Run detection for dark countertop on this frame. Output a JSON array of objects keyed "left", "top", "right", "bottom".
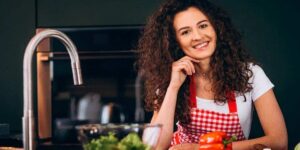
[
  {"left": 0, "top": 134, "right": 23, "bottom": 147},
  {"left": 0, "top": 134, "right": 83, "bottom": 150},
  {"left": 37, "top": 143, "right": 83, "bottom": 150}
]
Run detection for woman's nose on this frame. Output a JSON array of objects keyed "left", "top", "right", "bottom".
[{"left": 192, "top": 30, "right": 203, "bottom": 41}]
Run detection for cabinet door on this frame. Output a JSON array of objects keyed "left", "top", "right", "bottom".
[{"left": 37, "top": 0, "right": 162, "bottom": 27}]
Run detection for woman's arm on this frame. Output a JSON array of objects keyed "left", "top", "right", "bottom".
[
  {"left": 232, "top": 89, "right": 288, "bottom": 150},
  {"left": 151, "top": 86, "right": 180, "bottom": 150},
  {"left": 150, "top": 56, "right": 199, "bottom": 149}
]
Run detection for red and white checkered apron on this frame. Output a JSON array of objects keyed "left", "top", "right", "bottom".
[{"left": 171, "top": 76, "right": 245, "bottom": 146}]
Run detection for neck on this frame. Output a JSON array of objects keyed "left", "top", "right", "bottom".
[{"left": 195, "top": 59, "right": 211, "bottom": 75}]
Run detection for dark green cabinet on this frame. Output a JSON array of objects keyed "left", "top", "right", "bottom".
[{"left": 37, "top": 0, "right": 162, "bottom": 27}]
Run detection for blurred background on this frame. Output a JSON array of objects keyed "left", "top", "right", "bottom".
[{"left": 0, "top": 0, "right": 299, "bottom": 149}]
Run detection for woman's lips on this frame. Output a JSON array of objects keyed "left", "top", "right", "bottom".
[{"left": 193, "top": 41, "right": 209, "bottom": 50}]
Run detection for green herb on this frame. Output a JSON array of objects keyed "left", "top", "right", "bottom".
[{"left": 83, "top": 132, "right": 151, "bottom": 150}]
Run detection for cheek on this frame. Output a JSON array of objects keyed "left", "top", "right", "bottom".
[
  {"left": 209, "top": 31, "right": 217, "bottom": 46},
  {"left": 177, "top": 37, "right": 190, "bottom": 48},
  {"left": 209, "top": 29, "right": 217, "bottom": 39},
  {"left": 176, "top": 41, "right": 189, "bottom": 53},
  {"left": 211, "top": 30, "right": 217, "bottom": 41}
]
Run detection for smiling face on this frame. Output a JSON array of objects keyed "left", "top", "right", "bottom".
[{"left": 173, "top": 7, "right": 217, "bottom": 62}]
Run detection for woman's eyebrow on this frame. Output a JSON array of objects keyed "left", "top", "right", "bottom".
[
  {"left": 177, "top": 20, "right": 209, "bottom": 32},
  {"left": 197, "top": 20, "right": 208, "bottom": 26},
  {"left": 178, "top": 26, "right": 190, "bottom": 32}
]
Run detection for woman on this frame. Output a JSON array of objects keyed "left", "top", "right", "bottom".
[{"left": 137, "top": 0, "right": 287, "bottom": 149}]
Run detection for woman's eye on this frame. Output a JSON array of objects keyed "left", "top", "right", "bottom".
[
  {"left": 181, "top": 30, "right": 190, "bottom": 36},
  {"left": 199, "top": 24, "right": 208, "bottom": 29}
]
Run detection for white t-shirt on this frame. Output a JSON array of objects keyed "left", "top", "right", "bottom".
[{"left": 195, "top": 64, "right": 274, "bottom": 139}]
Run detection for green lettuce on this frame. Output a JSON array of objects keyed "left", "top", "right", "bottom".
[{"left": 83, "top": 132, "right": 151, "bottom": 150}]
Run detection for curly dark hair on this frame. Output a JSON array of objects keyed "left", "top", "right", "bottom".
[{"left": 137, "top": 0, "right": 254, "bottom": 125}]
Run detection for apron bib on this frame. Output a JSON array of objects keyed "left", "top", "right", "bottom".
[{"left": 171, "top": 76, "right": 245, "bottom": 145}]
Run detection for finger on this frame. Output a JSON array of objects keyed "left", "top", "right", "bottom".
[
  {"left": 178, "top": 60, "right": 194, "bottom": 75},
  {"left": 168, "top": 145, "right": 178, "bottom": 150},
  {"left": 178, "top": 62, "right": 192, "bottom": 75},
  {"left": 185, "top": 60, "right": 196, "bottom": 74},
  {"left": 178, "top": 58, "right": 197, "bottom": 74},
  {"left": 174, "top": 62, "right": 190, "bottom": 75}
]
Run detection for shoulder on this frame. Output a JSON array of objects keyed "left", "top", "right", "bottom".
[
  {"left": 248, "top": 63, "right": 264, "bottom": 74},
  {"left": 247, "top": 63, "right": 274, "bottom": 101},
  {"left": 248, "top": 63, "right": 269, "bottom": 82}
]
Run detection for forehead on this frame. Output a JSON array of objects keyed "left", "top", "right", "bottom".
[{"left": 173, "top": 7, "right": 209, "bottom": 29}]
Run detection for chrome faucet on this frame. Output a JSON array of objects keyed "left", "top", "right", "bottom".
[{"left": 23, "top": 29, "right": 83, "bottom": 150}]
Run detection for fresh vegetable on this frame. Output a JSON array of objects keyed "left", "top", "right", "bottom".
[
  {"left": 198, "top": 131, "right": 236, "bottom": 150},
  {"left": 199, "top": 131, "right": 227, "bottom": 144},
  {"left": 83, "top": 132, "right": 119, "bottom": 150},
  {"left": 295, "top": 142, "right": 300, "bottom": 150},
  {"left": 83, "top": 132, "right": 151, "bottom": 150},
  {"left": 118, "top": 132, "right": 151, "bottom": 150},
  {"left": 198, "top": 143, "right": 224, "bottom": 150}
]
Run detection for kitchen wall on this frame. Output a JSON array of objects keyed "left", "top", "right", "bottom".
[
  {"left": 0, "top": 0, "right": 299, "bottom": 148},
  {"left": 37, "top": 0, "right": 162, "bottom": 27},
  {"left": 0, "top": 0, "right": 35, "bottom": 133},
  {"left": 215, "top": 0, "right": 300, "bottom": 82},
  {"left": 215, "top": 1, "right": 300, "bottom": 148}
]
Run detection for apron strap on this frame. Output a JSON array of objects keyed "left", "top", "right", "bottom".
[
  {"left": 189, "top": 76, "right": 238, "bottom": 113},
  {"left": 189, "top": 76, "right": 197, "bottom": 108},
  {"left": 227, "top": 91, "right": 237, "bottom": 113}
]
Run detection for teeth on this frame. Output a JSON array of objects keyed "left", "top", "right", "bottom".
[{"left": 194, "top": 42, "right": 208, "bottom": 49}]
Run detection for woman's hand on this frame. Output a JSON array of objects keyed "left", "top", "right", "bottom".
[
  {"left": 169, "top": 56, "right": 199, "bottom": 90},
  {"left": 168, "top": 143, "right": 199, "bottom": 150}
]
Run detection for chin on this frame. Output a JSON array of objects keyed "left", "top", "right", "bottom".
[{"left": 193, "top": 53, "right": 214, "bottom": 60}]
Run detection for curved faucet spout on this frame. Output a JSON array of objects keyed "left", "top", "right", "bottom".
[{"left": 23, "top": 29, "right": 83, "bottom": 150}]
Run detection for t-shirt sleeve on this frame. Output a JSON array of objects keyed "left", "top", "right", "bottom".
[{"left": 250, "top": 65, "right": 274, "bottom": 101}]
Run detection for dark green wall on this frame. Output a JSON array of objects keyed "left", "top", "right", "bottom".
[
  {"left": 215, "top": 0, "right": 300, "bottom": 148},
  {"left": 37, "top": 0, "right": 162, "bottom": 27},
  {"left": 0, "top": 0, "right": 35, "bottom": 133},
  {"left": 0, "top": 0, "right": 299, "bottom": 148}
]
